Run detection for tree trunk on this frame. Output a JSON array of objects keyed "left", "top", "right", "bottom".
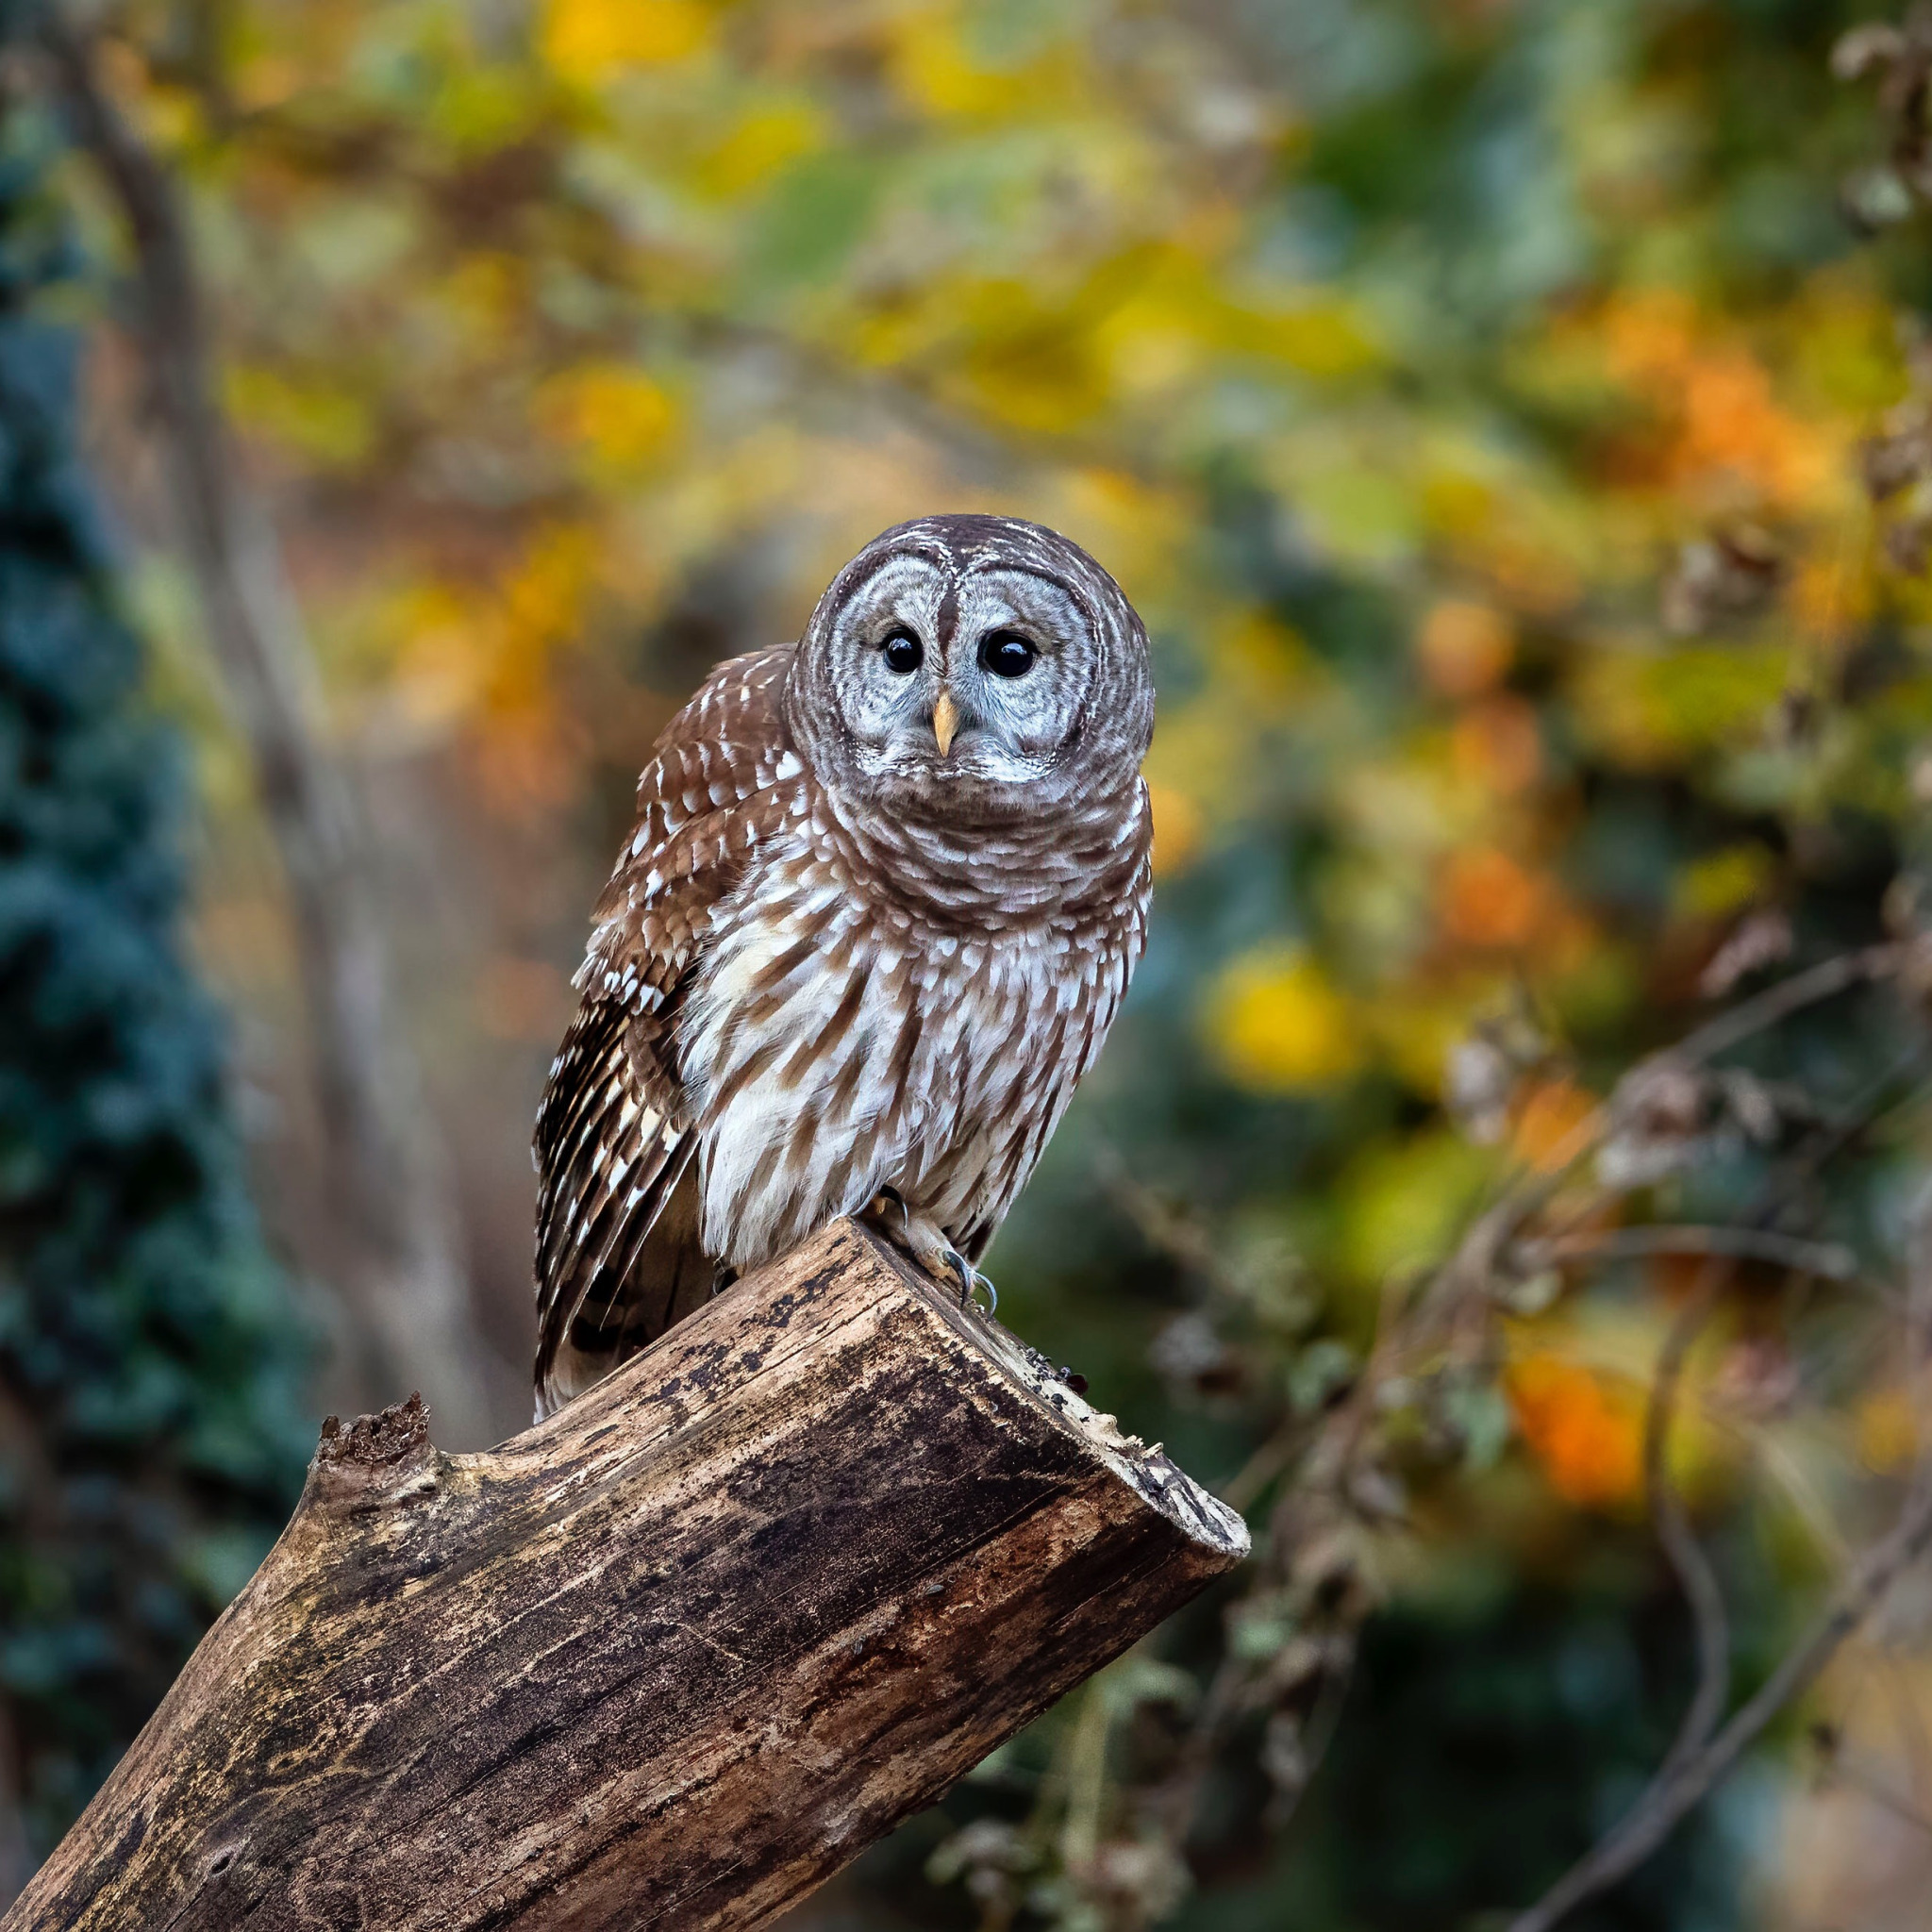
[
  {"left": 3, "top": 1220, "right": 1247, "bottom": 1932},
  {"left": 39, "top": 14, "right": 499, "bottom": 1444}
]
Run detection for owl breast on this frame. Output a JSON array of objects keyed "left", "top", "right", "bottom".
[{"left": 678, "top": 800, "right": 1141, "bottom": 1274}]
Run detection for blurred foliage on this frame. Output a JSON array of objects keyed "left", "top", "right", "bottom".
[
  {"left": 0, "top": 43, "right": 309, "bottom": 1860},
  {"left": 27, "top": 0, "right": 1932, "bottom": 1924}
]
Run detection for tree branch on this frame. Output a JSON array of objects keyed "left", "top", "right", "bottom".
[
  {"left": 1, "top": 1222, "right": 1249, "bottom": 1932},
  {"left": 1120, "top": 949, "right": 1931, "bottom": 1912},
  {"left": 1507, "top": 1130, "right": 1932, "bottom": 1932},
  {"left": 1644, "top": 1272, "right": 1732, "bottom": 1781},
  {"left": 1506, "top": 1461, "right": 1932, "bottom": 1932},
  {"left": 1519, "top": 1226, "right": 1857, "bottom": 1280}
]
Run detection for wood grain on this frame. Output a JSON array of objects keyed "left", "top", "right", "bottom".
[{"left": 6, "top": 1220, "right": 1247, "bottom": 1932}]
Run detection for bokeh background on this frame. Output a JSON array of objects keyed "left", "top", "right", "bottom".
[{"left": 9, "top": 0, "right": 1932, "bottom": 1925}]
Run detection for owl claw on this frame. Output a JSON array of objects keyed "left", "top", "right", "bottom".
[
  {"left": 860, "top": 1193, "right": 990, "bottom": 1313},
  {"left": 941, "top": 1247, "right": 973, "bottom": 1304},
  {"left": 938, "top": 1246, "right": 1001, "bottom": 1321},
  {"left": 864, "top": 1186, "right": 911, "bottom": 1235}
]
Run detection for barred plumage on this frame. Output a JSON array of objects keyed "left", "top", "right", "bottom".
[{"left": 534, "top": 514, "right": 1155, "bottom": 1417}]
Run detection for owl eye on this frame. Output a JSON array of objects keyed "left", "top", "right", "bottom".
[
  {"left": 981, "top": 630, "right": 1037, "bottom": 678},
  {"left": 880, "top": 627, "right": 924, "bottom": 675}
]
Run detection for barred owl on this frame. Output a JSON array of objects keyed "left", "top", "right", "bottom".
[{"left": 532, "top": 514, "right": 1155, "bottom": 1418}]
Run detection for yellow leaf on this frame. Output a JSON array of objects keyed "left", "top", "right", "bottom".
[
  {"left": 225, "top": 365, "right": 375, "bottom": 468},
  {"left": 1361, "top": 979, "right": 1505, "bottom": 1098},
  {"left": 541, "top": 0, "right": 709, "bottom": 83},
  {"left": 1243, "top": 299, "right": 1378, "bottom": 378},
  {"left": 1216, "top": 609, "right": 1307, "bottom": 697},
  {"left": 942, "top": 280, "right": 1113, "bottom": 432},
  {"left": 500, "top": 525, "right": 600, "bottom": 665},
  {"left": 1207, "top": 946, "right": 1362, "bottom": 1093},
  {"left": 1331, "top": 1128, "right": 1492, "bottom": 1285},
  {"left": 1674, "top": 843, "right": 1774, "bottom": 919},
  {"left": 536, "top": 364, "right": 678, "bottom": 475},
  {"left": 886, "top": 8, "right": 1080, "bottom": 121},
  {"left": 1583, "top": 643, "right": 1790, "bottom": 763},
  {"left": 698, "top": 104, "right": 825, "bottom": 196}
]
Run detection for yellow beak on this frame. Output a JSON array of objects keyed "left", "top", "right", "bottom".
[{"left": 931, "top": 689, "right": 959, "bottom": 758}]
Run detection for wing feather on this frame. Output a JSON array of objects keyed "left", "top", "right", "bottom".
[{"left": 532, "top": 645, "right": 803, "bottom": 1417}]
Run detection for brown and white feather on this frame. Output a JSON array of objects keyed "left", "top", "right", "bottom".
[{"left": 534, "top": 518, "right": 1154, "bottom": 1418}]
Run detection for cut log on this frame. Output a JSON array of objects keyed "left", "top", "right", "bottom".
[{"left": 6, "top": 1219, "right": 1247, "bottom": 1931}]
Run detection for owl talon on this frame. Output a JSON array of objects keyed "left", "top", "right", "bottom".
[
  {"left": 941, "top": 1250, "right": 1001, "bottom": 1321},
  {"left": 860, "top": 1194, "right": 986, "bottom": 1306},
  {"left": 865, "top": 1186, "right": 912, "bottom": 1233},
  {"left": 941, "top": 1247, "right": 973, "bottom": 1304}
]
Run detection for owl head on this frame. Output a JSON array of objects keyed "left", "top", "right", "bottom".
[{"left": 785, "top": 514, "right": 1154, "bottom": 824}]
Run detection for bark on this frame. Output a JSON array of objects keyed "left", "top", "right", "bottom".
[
  {"left": 3, "top": 1220, "right": 1248, "bottom": 1932},
  {"left": 38, "top": 14, "right": 497, "bottom": 1442}
]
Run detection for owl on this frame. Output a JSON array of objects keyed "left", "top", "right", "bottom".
[{"left": 532, "top": 514, "right": 1156, "bottom": 1418}]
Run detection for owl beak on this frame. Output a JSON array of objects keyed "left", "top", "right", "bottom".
[{"left": 930, "top": 690, "right": 960, "bottom": 758}]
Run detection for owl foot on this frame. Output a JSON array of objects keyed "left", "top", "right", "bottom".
[{"left": 862, "top": 1189, "right": 992, "bottom": 1313}]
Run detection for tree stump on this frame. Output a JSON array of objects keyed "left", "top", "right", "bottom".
[{"left": 5, "top": 1219, "right": 1248, "bottom": 1931}]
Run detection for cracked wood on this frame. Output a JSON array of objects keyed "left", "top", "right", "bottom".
[{"left": 4, "top": 1220, "right": 1247, "bottom": 1932}]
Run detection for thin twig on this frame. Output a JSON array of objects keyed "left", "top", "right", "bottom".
[
  {"left": 1260, "top": 1648, "right": 1357, "bottom": 1834},
  {"left": 1666, "top": 942, "right": 1912, "bottom": 1070},
  {"left": 1119, "top": 948, "right": 1923, "bottom": 1907},
  {"left": 1521, "top": 1226, "right": 1857, "bottom": 1280},
  {"left": 1507, "top": 1465, "right": 1932, "bottom": 1932},
  {"left": 1453, "top": 941, "right": 1916, "bottom": 1291},
  {"left": 1644, "top": 1269, "right": 1732, "bottom": 1781},
  {"left": 1508, "top": 1112, "right": 1932, "bottom": 1932},
  {"left": 1096, "top": 1150, "right": 1239, "bottom": 1295},
  {"left": 1218, "top": 1419, "right": 1304, "bottom": 1516}
]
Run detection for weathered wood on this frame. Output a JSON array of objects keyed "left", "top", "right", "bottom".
[{"left": 6, "top": 1220, "right": 1246, "bottom": 1931}]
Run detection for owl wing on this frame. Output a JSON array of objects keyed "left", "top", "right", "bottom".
[{"left": 533, "top": 644, "right": 806, "bottom": 1418}]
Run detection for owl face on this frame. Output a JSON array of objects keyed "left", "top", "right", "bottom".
[
  {"left": 788, "top": 514, "right": 1154, "bottom": 823},
  {"left": 825, "top": 553, "right": 1095, "bottom": 787}
]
